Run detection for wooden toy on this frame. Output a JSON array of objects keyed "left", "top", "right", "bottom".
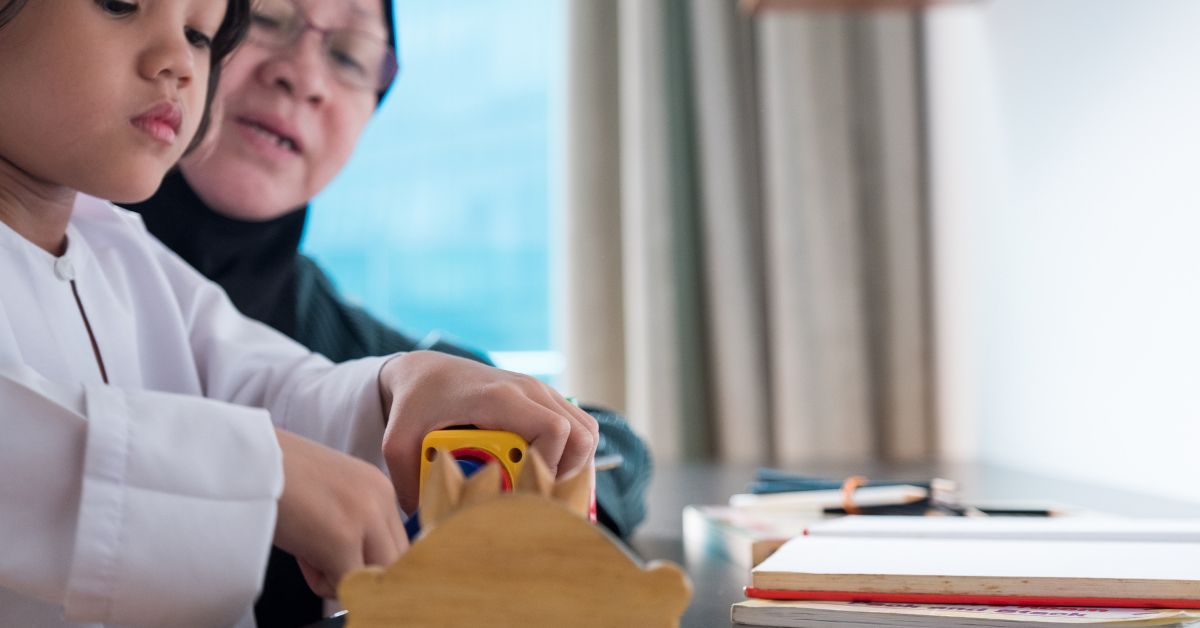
[
  {"left": 340, "top": 449, "right": 693, "bottom": 628},
  {"left": 417, "top": 429, "right": 529, "bottom": 504}
]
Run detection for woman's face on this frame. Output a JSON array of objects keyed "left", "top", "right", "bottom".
[
  {"left": 179, "top": 0, "right": 383, "bottom": 221},
  {"left": 0, "top": 0, "right": 224, "bottom": 203}
]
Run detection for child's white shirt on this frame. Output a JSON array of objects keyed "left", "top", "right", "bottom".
[{"left": 0, "top": 193, "right": 390, "bottom": 628}]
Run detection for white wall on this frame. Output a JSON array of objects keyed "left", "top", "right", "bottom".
[{"left": 927, "top": 0, "right": 1200, "bottom": 502}]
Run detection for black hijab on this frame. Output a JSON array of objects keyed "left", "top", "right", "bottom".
[
  {"left": 121, "top": 170, "right": 308, "bottom": 337},
  {"left": 379, "top": 0, "right": 397, "bottom": 101}
]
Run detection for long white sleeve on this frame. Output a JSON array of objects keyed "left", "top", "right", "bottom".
[
  {"left": 0, "top": 363, "right": 282, "bottom": 628},
  {"left": 160, "top": 252, "right": 389, "bottom": 467},
  {"left": 0, "top": 195, "right": 393, "bottom": 627}
]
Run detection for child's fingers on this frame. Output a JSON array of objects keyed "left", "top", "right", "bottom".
[
  {"left": 472, "top": 377, "right": 595, "bottom": 475},
  {"left": 467, "top": 389, "right": 580, "bottom": 478},
  {"left": 300, "top": 506, "right": 402, "bottom": 599},
  {"left": 519, "top": 405, "right": 572, "bottom": 478},
  {"left": 296, "top": 557, "right": 337, "bottom": 600},
  {"left": 304, "top": 527, "right": 367, "bottom": 597},
  {"left": 363, "top": 510, "right": 406, "bottom": 569},
  {"left": 378, "top": 351, "right": 601, "bottom": 509},
  {"left": 506, "top": 380, "right": 598, "bottom": 479},
  {"left": 274, "top": 429, "right": 405, "bottom": 599},
  {"left": 544, "top": 391, "right": 600, "bottom": 478},
  {"left": 524, "top": 400, "right": 594, "bottom": 480},
  {"left": 388, "top": 506, "right": 409, "bottom": 558}
]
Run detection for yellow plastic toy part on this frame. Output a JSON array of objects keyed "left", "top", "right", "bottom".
[{"left": 418, "top": 430, "right": 528, "bottom": 507}]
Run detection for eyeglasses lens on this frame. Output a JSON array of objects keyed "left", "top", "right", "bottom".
[
  {"left": 249, "top": 0, "right": 301, "bottom": 44},
  {"left": 327, "top": 31, "right": 391, "bottom": 91},
  {"left": 248, "top": 0, "right": 398, "bottom": 93}
]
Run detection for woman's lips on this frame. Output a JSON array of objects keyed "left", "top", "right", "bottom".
[
  {"left": 234, "top": 115, "right": 304, "bottom": 160},
  {"left": 131, "top": 102, "right": 183, "bottom": 145}
]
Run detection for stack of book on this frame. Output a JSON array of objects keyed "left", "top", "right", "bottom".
[
  {"left": 733, "top": 517, "right": 1200, "bottom": 627},
  {"left": 733, "top": 600, "right": 1200, "bottom": 628}
]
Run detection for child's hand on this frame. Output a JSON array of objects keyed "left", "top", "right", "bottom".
[
  {"left": 377, "top": 351, "right": 600, "bottom": 513},
  {"left": 273, "top": 429, "right": 407, "bottom": 599}
]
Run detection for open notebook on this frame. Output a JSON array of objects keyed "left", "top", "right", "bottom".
[{"left": 748, "top": 536, "right": 1200, "bottom": 608}]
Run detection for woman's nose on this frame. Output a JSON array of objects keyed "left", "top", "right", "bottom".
[{"left": 256, "top": 32, "right": 333, "bottom": 105}]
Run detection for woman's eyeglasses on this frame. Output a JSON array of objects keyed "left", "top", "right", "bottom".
[{"left": 248, "top": 0, "right": 399, "bottom": 94}]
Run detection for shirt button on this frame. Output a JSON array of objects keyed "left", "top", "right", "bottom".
[{"left": 54, "top": 257, "right": 76, "bottom": 282}]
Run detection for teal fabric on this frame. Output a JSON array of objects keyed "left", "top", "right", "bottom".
[
  {"left": 589, "top": 409, "right": 651, "bottom": 538},
  {"left": 293, "top": 254, "right": 650, "bottom": 537},
  {"left": 294, "top": 254, "right": 490, "bottom": 364}
]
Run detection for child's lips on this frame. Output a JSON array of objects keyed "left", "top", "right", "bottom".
[{"left": 131, "top": 102, "right": 183, "bottom": 145}]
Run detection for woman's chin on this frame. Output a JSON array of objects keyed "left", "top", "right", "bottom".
[
  {"left": 207, "top": 197, "right": 300, "bottom": 221},
  {"left": 180, "top": 165, "right": 305, "bottom": 221}
]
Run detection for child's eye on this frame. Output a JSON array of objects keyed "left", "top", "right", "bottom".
[
  {"left": 95, "top": 0, "right": 137, "bottom": 16},
  {"left": 185, "top": 28, "right": 213, "bottom": 50}
]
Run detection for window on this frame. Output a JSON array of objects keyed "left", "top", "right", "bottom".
[{"left": 302, "top": 0, "right": 564, "bottom": 379}]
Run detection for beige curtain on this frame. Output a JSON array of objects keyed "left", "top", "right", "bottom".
[
  {"left": 562, "top": 0, "right": 626, "bottom": 414},
  {"left": 562, "top": 0, "right": 935, "bottom": 464}
]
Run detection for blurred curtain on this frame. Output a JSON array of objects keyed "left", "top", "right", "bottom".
[
  {"left": 563, "top": 0, "right": 936, "bottom": 464},
  {"left": 562, "top": 0, "right": 627, "bottom": 414}
]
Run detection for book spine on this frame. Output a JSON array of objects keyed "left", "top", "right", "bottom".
[{"left": 742, "top": 588, "right": 1200, "bottom": 609}]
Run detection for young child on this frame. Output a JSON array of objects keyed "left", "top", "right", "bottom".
[{"left": 0, "top": 1, "right": 599, "bottom": 627}]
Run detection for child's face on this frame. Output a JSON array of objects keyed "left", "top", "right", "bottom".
[{"left": 0, "top": 0, "right": 227, "bottom": 204}]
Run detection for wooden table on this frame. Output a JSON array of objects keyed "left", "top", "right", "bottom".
[{"left": 309, "top": 461, "right": 1200, "bottom": 628}]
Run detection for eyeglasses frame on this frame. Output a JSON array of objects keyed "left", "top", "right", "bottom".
[{"left": 247, "top": 0, "right": 399, "bottom": 94}]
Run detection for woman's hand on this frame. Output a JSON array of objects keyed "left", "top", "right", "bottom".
[
  {"left": 272, "top": 429, "right": 407, "bottom": 599},
  {"left": 378, "top": 351, "right": 600, "bottom": 513}
]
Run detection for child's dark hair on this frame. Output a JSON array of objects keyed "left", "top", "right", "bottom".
[
  {"left": 191, "top": 0, "right": 252, "bottom": 153},
  {"left": 0, "top": 0, "right": 26, "bottom": 30},
  {"left": 0, "top": 0, "right": 251, "bottom": 154}
]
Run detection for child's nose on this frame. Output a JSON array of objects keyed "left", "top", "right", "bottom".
[{"left": 139, "top": 27, "right": 198, "bottom": 88}]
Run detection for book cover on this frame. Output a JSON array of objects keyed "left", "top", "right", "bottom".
[{"left": 748, "top": 537, "right": 1200, "bottom": 608}]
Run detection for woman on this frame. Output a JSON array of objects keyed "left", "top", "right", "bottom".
[{"left": 120, "top": 0, "right": 650, "bottom": 626}]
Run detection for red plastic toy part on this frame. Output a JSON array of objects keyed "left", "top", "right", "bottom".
[{"left": 450, "top": 447, "right": 514, "bottom": 491}]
